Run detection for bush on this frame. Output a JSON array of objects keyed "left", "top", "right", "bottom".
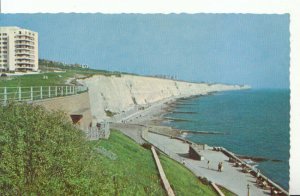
[
  {"left": 141, "top": 143, "right": 152, "bottom": 150},
  {"left": 0, "top": 103, "right": 106, "bottom": 195},
  {"left": 105, "top": 110, "right": 117, "bottom": 117}
]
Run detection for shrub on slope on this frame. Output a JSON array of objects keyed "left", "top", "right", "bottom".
[{"left": 0, "top": 103, "right": 108, "bottom": 195}]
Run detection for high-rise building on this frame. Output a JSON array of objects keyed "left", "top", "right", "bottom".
[{"left": 0, "top": 26, "right": 38, "bottom": 72}]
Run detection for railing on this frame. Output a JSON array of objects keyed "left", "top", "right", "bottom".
[
  {"left": 220, "top": 147, "right": 289, "bottom": 195},
  {"left": 0, "top": 85, "right": 88, "bottom": 105}
]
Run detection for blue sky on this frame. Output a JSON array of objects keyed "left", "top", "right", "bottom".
[{"left": 0, "top": 14, "right": 290, "bottom": 88}]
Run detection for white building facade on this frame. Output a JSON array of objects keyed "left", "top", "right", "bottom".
[{"left": 0, "top": 26, "right": 38, "bottom": 72}]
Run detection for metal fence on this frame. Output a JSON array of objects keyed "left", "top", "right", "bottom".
[{"left": 0, "top": 85, "right": 88, "bottom": 105}]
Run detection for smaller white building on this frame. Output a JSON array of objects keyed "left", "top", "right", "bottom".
[{"left": 0, "top": 26, "right": 38, "bottom": 72}]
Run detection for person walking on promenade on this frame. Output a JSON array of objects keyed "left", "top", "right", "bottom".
[
  {"left": 207, "top": 160, "right": 210, "bottom": 169},
  {"left": 218, "top": 162, "right": 221, "bottom": 172},
  {"left": 256, "top": 169, "right": 261, "bottom": 178},
  {"left": 220, "top": 162, "right": 223, "bottom": 172}
]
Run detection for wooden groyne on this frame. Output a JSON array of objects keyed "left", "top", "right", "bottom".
[{"left": 178, "top": 129, "right": 229, "bottom": 135}]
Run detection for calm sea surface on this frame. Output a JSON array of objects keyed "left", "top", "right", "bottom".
[{"left": 162, "top": 89, "right": 290, "bottom": 190}]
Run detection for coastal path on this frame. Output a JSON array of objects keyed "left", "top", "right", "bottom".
[
  {"left": 110, "top": 123, "right": 146, "bottom": 144},
  {"left": 144, "top": 132, "right": 269, "bottom": 196}
]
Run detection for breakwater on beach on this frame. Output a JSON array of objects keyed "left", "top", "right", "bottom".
[{"left": 161, "top": 89, "right": 290, "bottom": 190}]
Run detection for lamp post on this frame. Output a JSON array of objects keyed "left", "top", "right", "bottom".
[{"left": 247, "top": 184, "right": 250, "bottom": 196}]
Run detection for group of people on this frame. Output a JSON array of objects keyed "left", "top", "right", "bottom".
[{"left": 206, "top": 160, "right": 224, "bottom": 172}]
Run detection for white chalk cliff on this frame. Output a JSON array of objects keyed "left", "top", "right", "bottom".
[{"left": 81, "top": 74, "right": 250, "bottom": 121}]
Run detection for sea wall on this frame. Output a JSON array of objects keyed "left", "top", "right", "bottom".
[
  {"left": 34, "top": 92, "right": 93, "bottom": 131},
  {"left": 81, "top": 74, "right": 249, "bottom": 121}
]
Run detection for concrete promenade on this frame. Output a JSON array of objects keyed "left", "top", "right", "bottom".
[
  {"left": 146, "top": 132, "right": 269, "bottom": 196},
  {"left": 113, "top": 95, "right": 282, "bottom": 196}
]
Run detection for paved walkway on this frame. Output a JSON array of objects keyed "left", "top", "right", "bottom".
[
  {"left": 146, "top": 132, "right": 270, "bottom": 196},
  {"left": 110, "top": 123, "right": 146, "bottom": 144}
]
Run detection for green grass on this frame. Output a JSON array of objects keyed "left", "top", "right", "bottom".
[
  {"left": 0, "top": 69, "right": 109, "bottom": 88},
  {"left": 0, "top": 72, "right": 70, "bottom": 87},
  {"left": 0, "top": 59, "right": 132, "bottom": 88},
  {"left": 0, "top": 102, "right": 232, "bottom": 195},
  {"left": 88, "top": 130, "right": 221, "bottom": 196},
  {"left": 88, "top": 130, "right": 165, "bottom": 196},
  {"left": 159, "top": 154, "right": 217, "bottom": 196}
]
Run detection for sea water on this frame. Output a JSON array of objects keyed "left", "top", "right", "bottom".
[{"left": 162, "top": 89, "right": 290, "bottom": 190}]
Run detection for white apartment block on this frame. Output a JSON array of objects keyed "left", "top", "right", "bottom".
[{"left": 0, "top": 26, "right": 38, "bottom": 72}]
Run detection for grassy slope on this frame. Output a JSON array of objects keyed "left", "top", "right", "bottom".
[
  {"left": 160, "top": 155, "right": 217, "bottom": 196},
  {"left": 0, "top": 70, "right": 103, "bottom": 87},
  {"left": 89, "top": 130, "right": 220, "bottom": 196},
  {"left": 0, "top": 59, "right": 125, "bottom": 87},
  {"left": 0, "top": 72, "right": 73, "bottom": 87},
  {"left": 88, "top": 130, "right": 165, "bottom": 196}
]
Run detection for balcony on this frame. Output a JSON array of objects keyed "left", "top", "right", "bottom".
[
  {"left": 15, "top": 66, "right": 35, "bottom": 71},
  {"left": 15, "top": 40, "right": 34, "bottom": 44},
  {"left": 15, "top": 41, "right": 35, "bottom": 47},
  {"left": 16, "top": 63, "right": 35, "bottom": 67},
  {"left": 15, "top": 55, "right": 35, "bottom": 59},
  {"left": 15, "top": 46, "right": 35, "bottom": 50},
  {"left": 16, "top": 59, "right": 34, "bottom": 63},
  {"left": 15, "top": 35, "right": 35, "bottom": 41},
  {"left": 15, "top": 50, "right": 35, "bottom": 55}
]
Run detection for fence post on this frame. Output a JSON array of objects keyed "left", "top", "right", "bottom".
[
  {"left": 66, "top": 86, "right": 68, "bottom": 95},
  {"left": 40, "top": 86, "right": 43, "bottom": 99},
  {"left": 48, "top": 86, "right": 51, "bottom": 98},
  {"left": 31, "top": 87, "right": 33, "bottom": 101},
  {"left": 61, "top": 86, "right": 63, "bottom": 96},
  {"left": 4, "top": 87, "right": 7, "bottom": 106},
  {"left": 18, "top": 87, "right": 22, "bottom": 101},
  {"left": 55, "top": 86, "right": 58, "bottom": 97}
]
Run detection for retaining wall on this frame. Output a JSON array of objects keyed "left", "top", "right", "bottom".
[{"left": 33, "top": 92, "right": 93, "bottom": 131}]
